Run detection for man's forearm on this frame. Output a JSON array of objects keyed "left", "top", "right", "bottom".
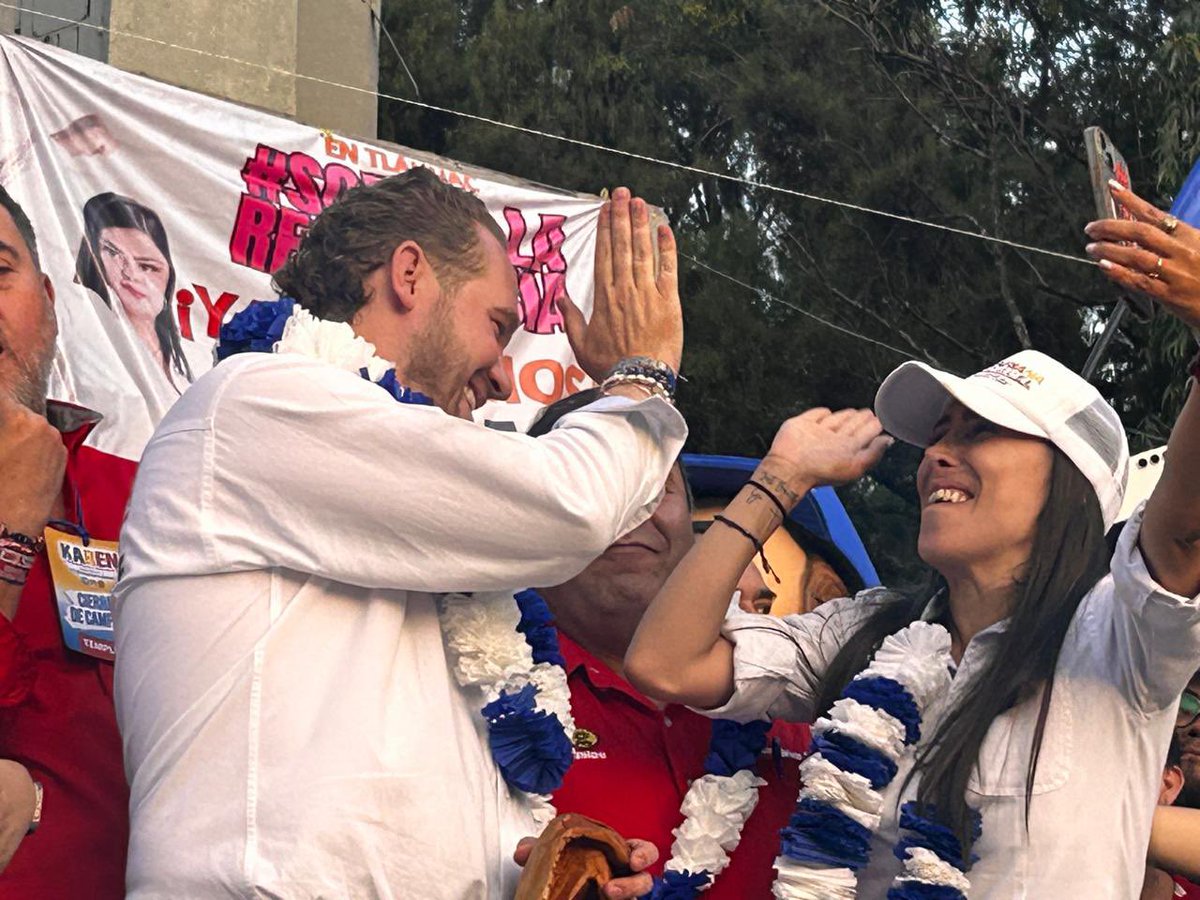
[{"left": 1149, "top": 806, "right": 1200, "bottom": 882}]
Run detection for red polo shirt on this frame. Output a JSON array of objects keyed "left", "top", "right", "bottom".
[
  {"left": 1177, "top": 876, "right": 1200, "bottom": 898},
  {"left": 0, "top": 408, "right": 136, "bottom": 899},
  {"left": 551, "top": 631, "right": 810, "bottom": 899}
]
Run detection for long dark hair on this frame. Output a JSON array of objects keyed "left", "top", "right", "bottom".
[
  {"left": 812, "top": 449, "right": 1110, "bottom": 852},
  {"left": 75, "top": 192, "right": 193, "bottom": 384}
]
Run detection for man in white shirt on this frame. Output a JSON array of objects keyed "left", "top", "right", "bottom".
[{"left": 113, "top": 169, "right": 686, "bottom": 898}]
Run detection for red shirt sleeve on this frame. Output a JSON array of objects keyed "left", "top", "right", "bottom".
[{"left": 0, "top": 611, "right": 35, "bottom": 707}]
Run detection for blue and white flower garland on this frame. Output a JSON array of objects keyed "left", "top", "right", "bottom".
[
  {"left": 652, "top": 719, "right": 771, "bottom": 898},
  {"left": 772, "top": 620, "right": 981, "bottom": 900},
  {"left": 217, "top": 300, "right": 574, "bottom": 826},
  {"left": 217, "top": 297, "right": 434, "bottom": 404},
  {"left": 439, "top": 589, "right": 575, "bottom": 828}
]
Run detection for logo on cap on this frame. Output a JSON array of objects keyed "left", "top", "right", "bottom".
[{"left": 973, "top": 360, "right": 1046, "bottom": 391}]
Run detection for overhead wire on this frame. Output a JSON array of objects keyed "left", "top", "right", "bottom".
[
  {"left": 1, "top": 1, "right": 1096, "bottom": 270},
  {"left": 679, "top": 252, "right": 918, "bottom": 359}
]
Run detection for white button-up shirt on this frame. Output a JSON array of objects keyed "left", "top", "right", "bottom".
[
  {"left": 113, "top": 352, "right": 686, "bottom": 899},
  {"left": 709, "top": 506, "right": 1199, "bottom": 898}
]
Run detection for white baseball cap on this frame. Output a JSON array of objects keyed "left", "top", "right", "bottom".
[{"left": 874, "top": 350, "right": 1130, "bottom": 529}]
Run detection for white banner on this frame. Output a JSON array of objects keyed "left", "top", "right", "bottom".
[{"left": 0, "top": 35, "right": 600, "bottom": 459}]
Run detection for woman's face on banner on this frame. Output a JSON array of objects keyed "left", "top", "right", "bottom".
[{"left": 97, "top": 226, "right": 168, "bottom": 321}]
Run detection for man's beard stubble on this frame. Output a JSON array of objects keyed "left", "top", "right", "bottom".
[
  {"left": 5, "top": 313, "right": 55, "bottom": 415},
  {"left": 403, "top": 290, "right": 465, "bottom": 413}
]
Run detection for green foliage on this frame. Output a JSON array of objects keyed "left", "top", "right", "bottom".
[{"left": 378, "top": 0, "right": 1196, "bottom": 584}]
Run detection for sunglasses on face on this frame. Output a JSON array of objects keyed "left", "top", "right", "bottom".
[{"left": 1179, "top": 691, "right": 1200, "bottom": 730}]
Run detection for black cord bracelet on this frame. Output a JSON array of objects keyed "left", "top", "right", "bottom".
[
  {"left": 712, "top": 514, "right": 781, "bottom": 584},
  {"left": 745, "top": 479, "right": 790, "bottom": 521}
]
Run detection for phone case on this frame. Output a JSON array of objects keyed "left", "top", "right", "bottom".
[{"left": 1084, "top": 126, "right": 1133, "bottom": 221}]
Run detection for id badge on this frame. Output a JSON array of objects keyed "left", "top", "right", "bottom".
[{"left": 43, "top": 526, "right": 117, "bottom": 661}]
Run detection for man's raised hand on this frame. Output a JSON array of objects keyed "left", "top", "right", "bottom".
[
  {"left": 558, "top": 187, "right": 683, "bottom": 382},
  {"left": 0, "top": 392, "right": 65, "bottom": 537}
]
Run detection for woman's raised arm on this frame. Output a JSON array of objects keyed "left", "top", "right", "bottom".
[{"left": 625, "top": 408, "right": 890, "bottom": 709}]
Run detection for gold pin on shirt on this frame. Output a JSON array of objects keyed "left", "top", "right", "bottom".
[{"left": 572, "top": 728, "right": 598, "bottom": 750}]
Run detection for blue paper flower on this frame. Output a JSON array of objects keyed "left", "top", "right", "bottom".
[
  {"left": 216, "top": 297, "right": 295, "bottom": 360},
  {"left": 703, "top": 719, "right": 770, "bottom": 777},
  {"left": 893, "top": 802, "right": 981, "bottom": 871},
  {"left": 650, "top": 870, "right": 711, "bottom": 899},
  {"left": 481, "top": 684, "right": 573, "bottom": 794},
  {"left": 514, "top": 590, "right": 566, "bottom": 667},
  {"left": 886, "top": 881, "right": 967, "bottom": 900},
  {"left": 845, "top": 676, "right": 923, "bottom": 744},
  {"left": 779, "top": 798, "right": 874, "bottom": 870},
  {"left": 810, "top": 730, "right": 899, "bottom": 789}
]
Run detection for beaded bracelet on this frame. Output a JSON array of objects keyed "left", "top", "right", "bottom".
[
  {"left": 600, "top": 372, "right": 671, "bottom": 402},
  {"left": 0, "top": 525, "right": 45, "bottom": 587},
  {"left": 601, "top": 356, "right": 678, "bottom": 401}
]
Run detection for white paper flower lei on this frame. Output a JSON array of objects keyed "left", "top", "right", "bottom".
[{"left": 275, "top": 305, "right": 393, "bottom": 380}]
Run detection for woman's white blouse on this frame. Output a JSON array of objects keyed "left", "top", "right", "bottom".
[{"left": 709, "top": 504, "right": 1199, "bottom": 899}]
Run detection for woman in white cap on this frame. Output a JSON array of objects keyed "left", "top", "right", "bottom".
[{"left": 625, "top": 180, "right": 1200, "bottom": 899}]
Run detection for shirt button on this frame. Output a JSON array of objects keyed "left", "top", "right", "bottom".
[{"left": 664, "top": 716, "right": 672, "bottom": 727}]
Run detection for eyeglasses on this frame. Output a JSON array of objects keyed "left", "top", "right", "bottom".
[{"left": 1179, "top": 691, "right": 1200, "bottom": 730}]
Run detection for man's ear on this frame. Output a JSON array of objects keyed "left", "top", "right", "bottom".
[
  {"left": 42, "top": 273, "right": 55, "bottom": 307},
  {"left": 1162, "top": 765, "right": 1185, "bottom": 806},
  {"left": 388, "top": 241, "right": 425, "bottom": 312}
]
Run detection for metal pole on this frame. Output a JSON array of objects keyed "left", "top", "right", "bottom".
[{"left": 1080, "top": 300, "right": 1131, "bottom": 381}]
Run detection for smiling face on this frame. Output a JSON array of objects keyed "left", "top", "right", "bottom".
[
  {"left": 0, "top": 206, "right": 55, "bottom": 413},
  {"left": 592, "top": 464, "right": 694, "bottom": 596},
  {"left": 96, "top": 226, "right": 169, "bottom": 323},
  {"left": 916, "top": 401, "right": 1054, "bottom": 585},
  {"left": 404, "top": 226, "right": 519, "bottom": 420},
  {"left": 543, "top": 464, "right": 694, "bottom": 640}
]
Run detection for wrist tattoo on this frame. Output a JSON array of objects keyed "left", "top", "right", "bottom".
[{"left": 754, "top": 472, "right": 801, "bottom": 508}]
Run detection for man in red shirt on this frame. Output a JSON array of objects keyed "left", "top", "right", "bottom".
[
  {"left": 530, "top": 398, "right": 807, "bottom": 899},
  {"left": 0, "top": 185, "right": 135, "bottom": 899}
]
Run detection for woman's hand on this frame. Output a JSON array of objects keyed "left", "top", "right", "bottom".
[
  {"left": 760, "top": 408, "right": 892, "bottom": 500},
  {"left": 1091, "top": 181, "right": 1200, "bottom": 597},
  {"left": 1085, "top": 180, "right": 1200, "bottom": 331}
]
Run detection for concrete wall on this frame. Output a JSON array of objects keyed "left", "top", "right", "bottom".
[
  {"left": 2, "top": 0, "right": 109, "bottom": 61},
  {"left": 294, "top": 0, "right": 379, "bottom": 138},
  {"left": 106, "top": 0, "right": 378, "bottom": 137}
]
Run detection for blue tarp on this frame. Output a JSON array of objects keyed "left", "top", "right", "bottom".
[
  {"left": 681, "top": 453, "right": 880, "bottom": 588},
  {"left": 1170, "top": 157, "right": 1200, "bottom": 224}
]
